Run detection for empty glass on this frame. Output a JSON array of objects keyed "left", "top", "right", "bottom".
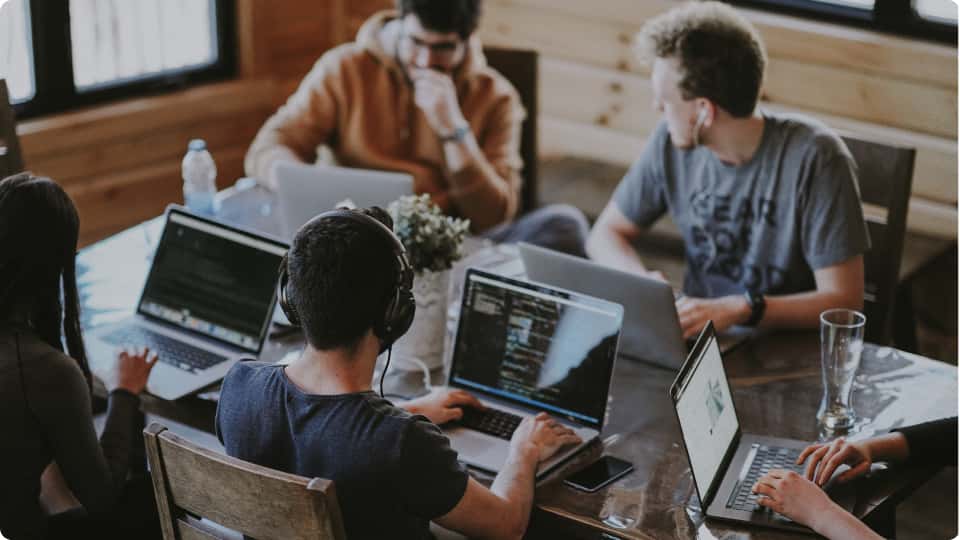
[{"left": 818, "top": 309, "right": 866, "bottom": 431}]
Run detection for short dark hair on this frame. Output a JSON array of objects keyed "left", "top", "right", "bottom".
[
  {"left": 397, "top": 0, "right": 482, "bottom": 39},
  {"left": 637, "top": 1, "right": 767, "bottom": 117},
  {"left": 285, "top": 207, "right": 399, "bottom": 352}
]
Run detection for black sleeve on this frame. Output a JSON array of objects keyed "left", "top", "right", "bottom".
[
  {"left": 28, "top": 352, "right": 139, "bottom": 514},
  {"left": 396, "top": 417, "right": 470, "bottom": 520},
  {"left": 892, "top": 417, "right": 957, "bottom": 467}
]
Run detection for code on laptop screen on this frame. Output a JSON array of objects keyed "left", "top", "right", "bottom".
[
  {"left": 138, "top": 212, "right": 286, "bottom": 352},
  {"left": 449, "top": 271, "right": 622, "bottom": 428}
]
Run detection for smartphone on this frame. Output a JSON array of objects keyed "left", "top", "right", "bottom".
[{"left": 563, "top": 456, "right": 634, "bottom": 492}]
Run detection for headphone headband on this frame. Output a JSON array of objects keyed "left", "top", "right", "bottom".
[{"left": 277, "top": 207, "right": 415, "bottom": 354}]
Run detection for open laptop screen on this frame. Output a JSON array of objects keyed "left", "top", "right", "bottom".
[
  {"left": 137, "top": 210, "right": 287, "bottom": 353},
  {"left": 449, "top": 269, "right": 623, "bottom": 430},
  {"left": 673, "top": 330, "right": 739, "bottom": 503}
]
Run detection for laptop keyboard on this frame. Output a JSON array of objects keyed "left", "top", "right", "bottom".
[
  {"left": 727, "top": 444, "right": 804, "bottom": 513},
  {"left": 457, "top": 407, "right": 523, "bottom": 440},
  {"left": 102, "top": 326, "right": 228, "bottom": 374}
]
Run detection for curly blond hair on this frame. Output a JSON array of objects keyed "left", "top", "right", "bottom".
[{"left": 636, "top": 1, "right": 767, "bottom": 117}]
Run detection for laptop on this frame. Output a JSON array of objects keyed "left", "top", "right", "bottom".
[
  {"left": 443, "top": 268, "right": 624, "bottom": 478},
  {"left": 670, "top": 321, "right": 853, "bottom": 532},
  {"left": 519, "top": 242, "right": 684, "bottom": 369},
  {"left": 87, "top": 206, "right": 288, "bottom": 400},
  {"left": 273, "top": 161, "right": 413, "bottom": 240}
]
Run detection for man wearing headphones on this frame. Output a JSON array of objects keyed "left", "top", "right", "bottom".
[
  {"left": 216, "top": 207, "right": 581, "bottom": 539},
  {"left": 586, "top": 2, "right": 869, "bottom": 339}
]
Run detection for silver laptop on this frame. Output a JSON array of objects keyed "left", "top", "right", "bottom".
[
  {"left": 273, "top": 161, "right": 413, "bottom": 240},
  {"left": 87, "top": 207, "right": 288, "bottom": 400},
  {"left": 443, "top": 268, "right": 624, "bottom": 479},
  {"left": 519, "top": 242, "right": 685, "bottom": 368},
  {"left": 671, "top": 322, "right": 854, "bottom": 532}
]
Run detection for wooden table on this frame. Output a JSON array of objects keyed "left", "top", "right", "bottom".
[{"left": 79, "top": 185, "right": 957, "bottom": 539}]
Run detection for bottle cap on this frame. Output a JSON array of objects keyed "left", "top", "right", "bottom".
[{"left": 188, "top": 139, "right": 207, "bottom": 151}]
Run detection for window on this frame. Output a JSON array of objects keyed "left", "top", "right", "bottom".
[
  {"left": 3, "top": 0, "right": 235, "bottom": 119},
  {"left": 0, "top": 0, "right": 36, "bottom": 104},
  {"left": 729, "top": 0, "right": 957, "bottom": 43},
  {"left": 913, "top": 0, "right": 958, "bottom": 23}
]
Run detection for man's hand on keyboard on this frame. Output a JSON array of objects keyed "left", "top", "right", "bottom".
[
  {"left": 100, "top": 346, "right": 159, "bottom": 395},
  {"left": 400, "top": 388, "right": 484, "bottom": 425},
  {"left": 510, "top": 413, "right": 582, "bottom": 463},
  {"left": 797, "top": 438, "right": 873, "bottom": 486}
]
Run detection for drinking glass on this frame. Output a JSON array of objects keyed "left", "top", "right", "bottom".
[{"left": 818, "top": 309, "right": 866, "bottom": 431}]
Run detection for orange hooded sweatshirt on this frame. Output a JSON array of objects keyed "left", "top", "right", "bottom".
[{"left": 244, "top": 11, "right": 525, "bottom": 232}]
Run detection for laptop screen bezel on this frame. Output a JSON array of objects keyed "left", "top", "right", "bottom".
[
  {"left": 135, "top": 205, "right": 289, "bottom": 355},
  {"left": 448, "top": 267, "right": 624, "bottom": 431},
  {"left": 669, "top": 321, "right": 743, "bottom": 508}
]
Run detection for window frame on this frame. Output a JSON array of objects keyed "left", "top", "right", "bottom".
[
  {"left": 14, "top": 0, "right": 236, "bottom": 120},
  {"left": 727, "top": 0, "right": 957, "bottom": 44}
]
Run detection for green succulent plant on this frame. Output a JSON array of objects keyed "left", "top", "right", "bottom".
[{"left": 388, "top": 194, "right": 470, "bottom": 274}]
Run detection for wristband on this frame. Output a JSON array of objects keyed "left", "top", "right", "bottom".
[
  {"left": 440, "top": 124, "right": 471, "bottom": 143},
  {"left": 743, "top": 290, "right": 766, "bottom": 327}
]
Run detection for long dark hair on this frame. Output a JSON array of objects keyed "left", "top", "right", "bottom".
[{"left": 0, "top": 173, "right": 90, "bottom": 388}]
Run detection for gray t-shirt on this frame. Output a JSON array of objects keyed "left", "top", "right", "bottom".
[{"left": 613, "top": 111, "right": 870, "bottom": 298}]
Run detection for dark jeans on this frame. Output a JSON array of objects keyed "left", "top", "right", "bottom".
[{"left": 482, "top": 204, "right": 589, "bottom": 258}]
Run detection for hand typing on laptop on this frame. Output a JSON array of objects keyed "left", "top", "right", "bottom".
[
  {"left": 511, "top": 412, "right": 583, "bottom": 463},
  {"left": 94, "top": 346, "right": 159, "bottom": 395},
  {"left": 400, "top": 388, "right": 485, "bottom": 425}
]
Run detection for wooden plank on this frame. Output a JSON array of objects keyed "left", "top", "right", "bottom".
[
  {"left": 538, "top": 58, "right": 957, "bottom": 205},
  {"left": 18, "top": 80, "right": 274, "bottom": 158},
  {"left": 480, "top": 1, "right": 958, "bottom": 137},
  {"left": 27, "top": 115, "right": 263, "bottom": 187},
  {"left": 71, "top": 146, "right": 247, "bottom": 247},
  {"left": 485, "top": 0, "right": 956, "bottom": 88},
  {"left": 540, "top": 115, "right": 957, "bottom": 239}
]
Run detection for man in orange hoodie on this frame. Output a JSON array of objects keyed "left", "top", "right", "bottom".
[{"left": 245, "top": 0, "right": 589, "bottom": 256}]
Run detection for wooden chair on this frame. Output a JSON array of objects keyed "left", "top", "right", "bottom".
[
  {"left": 144, "top": 423, "right": 347, "bottom": 540},
  {"left": 484, "top": 47, "right": 538, "bottom": 215},
  {"left": 0, "top": 79, "right": 25, "bottom": 178},
  {"left": 841, "top": 135, "right": 916, "bottom": 346}
]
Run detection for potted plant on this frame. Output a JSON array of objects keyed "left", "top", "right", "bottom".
[{"left": 387, "top": 194, "right": 470, "bottom": 372}]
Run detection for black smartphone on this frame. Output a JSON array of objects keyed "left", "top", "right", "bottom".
[{"left": 563, "top": 456, "right": 634, "bottom": 493}]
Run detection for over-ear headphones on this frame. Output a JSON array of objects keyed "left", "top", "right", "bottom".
[{"left": 277, "top": 208, "right": 416, "bottom": 354}]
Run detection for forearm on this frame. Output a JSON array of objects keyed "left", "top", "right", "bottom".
[
  {"left": 489, "top": 446, "right": 538, "bottom": 537},
  {"left": 811, "top": 502, "right": 885, "bottom": 540},
  {"left": 760, "top": 289, "right": 862, "bottom": 329},
  {"left": 444, "top": 137, "right": 518, "bottom": 232},
  {"left": 865, "top": 432, "right": 911, "bottom": 463},
  {"left": 585, "top": 226, "right": 651, "bottom": 275}
]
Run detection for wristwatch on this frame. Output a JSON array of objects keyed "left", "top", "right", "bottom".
[
  {"left": 440, "top": 123, "right": 471, "bottom": 143},
  {"left": 743, "top": 290, "right": 766, "bottom": 327}
]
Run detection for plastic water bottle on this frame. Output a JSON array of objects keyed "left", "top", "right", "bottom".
[{"left": 182, "top": 139, "right": 218, "bottom": 216}]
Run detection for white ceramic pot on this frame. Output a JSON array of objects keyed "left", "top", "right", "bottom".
[{"left": 391, "top": 269, "right": 451, "bottom": 372}]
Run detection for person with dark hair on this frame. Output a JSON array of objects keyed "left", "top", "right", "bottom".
[
  {"left": 752, "top": 417, "right": 957, "bottom": 539},
  {"left": 216, "top": 206, "right": 582, "bottom": 539},
  {"left": 587, "top": 1, "right": 870, "bottom": 338},
  {"left": 245, "top": 0, "right": 589, "bottom": 257},
  {"left": 0, "top": 173, "right": 159, "bottom": 540}
]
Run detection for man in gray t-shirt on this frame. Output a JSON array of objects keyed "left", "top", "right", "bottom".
[{"left": 587, "top": 2, "right": 869, "bottom": 338}]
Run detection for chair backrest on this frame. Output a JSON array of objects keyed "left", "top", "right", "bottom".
[
  {"left": 0, "top": 79, "right": 25, "bottom": 178},
  {"left": 840, "top": 134, "right": 916, "bottom": 345},
  {"left": 483, "top": 47, "right": 538, "bottom": 215},
  {"left": 144, "top": 423, "right": 347, "bottom": 540}
]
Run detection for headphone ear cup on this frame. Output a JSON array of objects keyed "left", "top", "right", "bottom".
[{"left": 277, "top": 262, "right": 301, "bottom": 327}]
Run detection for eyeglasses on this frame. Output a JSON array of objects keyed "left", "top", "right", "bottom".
[{"left": 404, "top": 32, "right": 463, "bottom": 58}]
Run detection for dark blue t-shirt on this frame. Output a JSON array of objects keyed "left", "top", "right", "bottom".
[{"left": 215, "top": 361, "right": 469, "bottom": 539}]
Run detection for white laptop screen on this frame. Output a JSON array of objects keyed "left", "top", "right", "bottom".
[
  {"left": 674, "top": 333, "right": 739, "bottom": 502},
  {"left": 449, "top": 269, "right": 623, "bottom": 430},
  {"left": 137, "top": 211, "right": 287, "bottom": 352}
]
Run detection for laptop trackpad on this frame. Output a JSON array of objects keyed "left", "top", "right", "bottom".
[{"left": 445, "top": 427, "right": 508, "bottom": 473}]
